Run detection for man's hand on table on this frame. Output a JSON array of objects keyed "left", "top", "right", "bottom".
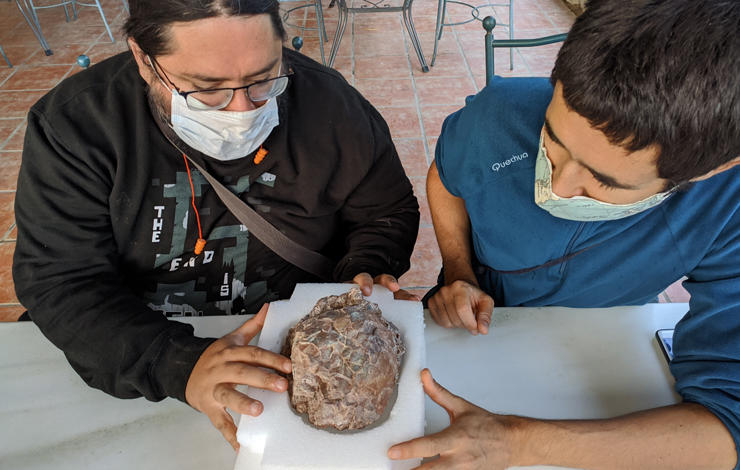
[
  {"left": 388, "top": 369, "right": 515, "bottom": 470},
  {"left": 390, "top": 371, "right": 738, "bottom": 470},
  {"left": 351, "top": 272, "right": 420, "bottom": 301},
  {"left": 185, "top": 304, "right": 291, "bottom": 450},
  {"left": 427, "top": 280, "right": 493, "bottom": 335}
]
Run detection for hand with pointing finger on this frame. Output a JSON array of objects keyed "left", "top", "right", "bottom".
[
  {"left": 185, "top": 303, "right": 292, "bottom": 450},
  {"left": 388, "top": 369, "right": 515, "bottom": 470},
  {"left": 427, "top": 280, "right": 494, "bottom": 335},
  {"left": 351, "top": 272, "right": 420, "bottom": 301}
]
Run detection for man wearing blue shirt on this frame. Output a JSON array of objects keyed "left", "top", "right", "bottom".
[{"left": 389, "top": 0, "right": 740, "bottom": 468}]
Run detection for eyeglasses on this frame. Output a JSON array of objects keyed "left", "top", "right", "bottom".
[{"left": 148, "top": 55, "right": 291, "bottom": 111}]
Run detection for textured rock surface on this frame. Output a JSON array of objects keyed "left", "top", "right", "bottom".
[{"left": 282, "top": 288, "right": 406, "bottom": 431}]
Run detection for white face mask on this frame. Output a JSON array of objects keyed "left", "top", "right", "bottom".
[
  {"left": 534, "top": 130, "right": 674, "bottom": 221},
  {"left": 170, "top": 90, "right": 279, "bottom": 161}
]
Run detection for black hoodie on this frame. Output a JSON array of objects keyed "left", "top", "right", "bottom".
[{"left": 13, "top": 49, "right": 419, "bottom": 403}]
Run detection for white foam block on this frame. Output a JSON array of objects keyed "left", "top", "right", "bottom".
[{"left": 235, "top": 284, "right": 425, "bottom": 470}]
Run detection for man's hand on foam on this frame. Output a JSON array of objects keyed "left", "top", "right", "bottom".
[
  {"left": 427, "top": 280, "right": 493, "bottom": 335},
  {"left": 351, "top": 272, "right": 420, "bottom": 301},
  {"left": 185, "top": 304, "right": 292, "bottom": 450},
  {"left": 388, "top": 369, "right": 514, "bottom": 470}
]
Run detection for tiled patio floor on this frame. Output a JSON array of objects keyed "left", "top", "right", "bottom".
[{"left": 0, "top": 0, "right": 689, "bottom": 320}]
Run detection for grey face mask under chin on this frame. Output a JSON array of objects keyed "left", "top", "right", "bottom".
[{"left": 533, "top": 130, "right": 674, "bottom": 222}]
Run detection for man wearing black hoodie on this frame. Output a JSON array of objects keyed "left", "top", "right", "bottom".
[{"left": 13, "top": 0, "right": 419, "bottom": 448}]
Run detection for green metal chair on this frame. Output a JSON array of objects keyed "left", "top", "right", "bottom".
[
  {"left": 483, "top": 15, "right": 567, "bottom": 86},
  {"left": 433, "top": 0, "right": 513, "bottom": 69}
]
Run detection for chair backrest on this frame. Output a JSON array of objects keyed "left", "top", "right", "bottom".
[{"left": 482, "top": 16, "right": 567, "bottom": 87}]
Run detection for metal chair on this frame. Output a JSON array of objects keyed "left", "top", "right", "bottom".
[
  {"left": 433, "top": 0, "right": 513, "bottom": 69},
  {"left": 328, "top": 0, "right": 429, "bottom": 73},
  {"left": 17, "top": 0, "right": 117, "bottom": 50},
  {"left": 281, "top": 0, "right": 329, "bottom": 65},
  {"left": 1, "top": 45, "right": 11, "bottom": 67},
  {"left": 15, "top": 0, "right": 52, "bottom": 55},
  {"left": 482, "top": 15, "right": 566, "bottom": 86}
]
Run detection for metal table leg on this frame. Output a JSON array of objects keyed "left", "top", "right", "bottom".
[
  {"left": 402, "top": 0, "right": 429, "bottom": 72},
  {"left": 283, "top": 0, "right": 329, "bottom": 66},
  {"left": 328, "top": 0, "right": 429, "bottom": 73},
  {"left": 1, "top": 45, "right": 11, "bottom": 67},
  {"left": 327, "top": 0, "right": 349, "bottom": 68}
]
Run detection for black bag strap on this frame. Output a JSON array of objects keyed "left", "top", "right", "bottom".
[
  {"left": 476, "top": 240, "right": 607, "bottom": 276},
  {"left": 184, "top": 155, "right": 335, "bottom": 281}
]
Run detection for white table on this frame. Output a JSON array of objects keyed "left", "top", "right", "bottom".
[{"left": 0, "top": 304, "right": 687, "bottom": 469}]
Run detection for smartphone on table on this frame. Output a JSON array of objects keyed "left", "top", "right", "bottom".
[{"left": 655, "top": 329, "right": 674, "bottom": 363}]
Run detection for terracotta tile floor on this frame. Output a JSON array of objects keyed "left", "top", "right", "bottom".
[{"left": 0, "top": 0, "right": 689, "bottom": 320}]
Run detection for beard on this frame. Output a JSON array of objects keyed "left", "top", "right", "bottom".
[
  {"left": 144, "top": 80, "right": 194, "bottom": 158},
  {"left": 140, "top": 61, "right": 172, "bottom": 126},
  {"left": 146, "top": 83, "right": 172, "bottom": 128}
]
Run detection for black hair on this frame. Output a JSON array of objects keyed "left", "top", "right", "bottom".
[
  {"left": 551, "top": 0, "right": 740, "bottom": 185},
  {"left": 123, "top": 0, "right": 286, "bottom": 57}
]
